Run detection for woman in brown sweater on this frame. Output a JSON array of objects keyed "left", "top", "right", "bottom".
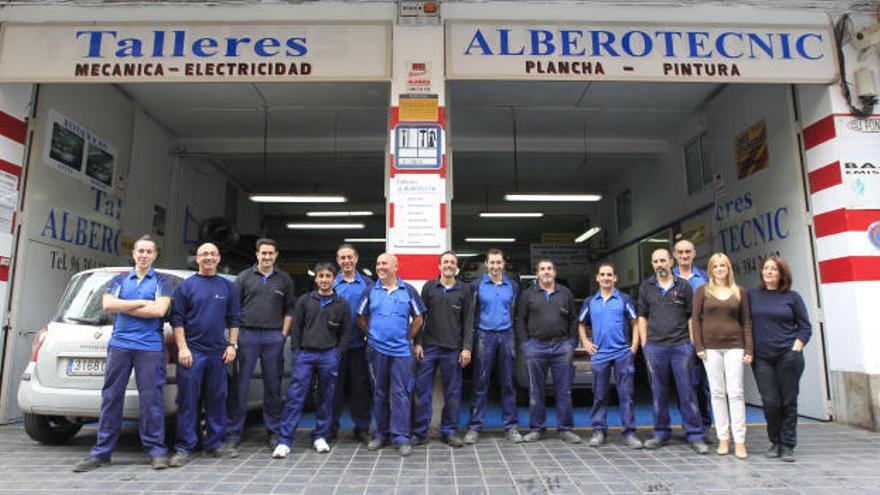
[{"left": 692, "top": 253, "right": 753, "bottom": 459}]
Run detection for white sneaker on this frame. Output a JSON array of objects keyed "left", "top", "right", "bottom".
[
  {"left": 313, "top": 438, "right": 330, "bottom": 453},
  {"left": 272, "top": 444, "right": 290, "bottom": 458}
]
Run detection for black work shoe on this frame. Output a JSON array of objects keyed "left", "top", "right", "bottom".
[
  {"left": 353, "top": 430, "right": 371, "bottom": 445},
  {"left": 168, "top": 451, "right": 194, "bottom": 467},
  {"left": 410, "top": 436, "right": 428, "bottom": 447},
  {"left": 690, "top": 440, "right": 709, "bottom": 455},
  {"left": 73, "top": 456, "right": 106, "bottom": 473},
  {"left": 398, "top": 443, "right": 413, "bottom": 457},
  {"left": 703, "top": 429, "right": 717, "bottom": 445},
  {"left": 207, "top": 445, "right": 239, "bottom": 459},
  {"left": 150, "top": 455, "right": 169, "bottom": 470},
  {"left": 780, "top": 447, "right": 795, "bottom": 462},
  {"left": 643, "top": 437, "right": 668, "bottom": 449},
  {"left": 588, "top": 430, "right": 606, "bottom": 447},
  {"left": 367, "top": 438, "right": 387, "bottom": 451},
  {"left": 443, "top": 435, "right": 464, "bottom": 448},
  {"left": 765, "top": 443, "right": 781, "bottom": 458},
  {"left": 560, "top": 431, "right": 582, "bottom": 444}
]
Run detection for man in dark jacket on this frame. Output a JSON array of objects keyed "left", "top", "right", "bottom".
[{"left": 272, "top": 262, "right": 350, "bottom": 458}]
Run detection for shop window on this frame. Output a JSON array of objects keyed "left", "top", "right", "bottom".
[
  {"left": 616, "top": 189, "right": 632, "bottom": 234},
  {"left": 684, "top": 132, "right": 712, "bottom": 195}
]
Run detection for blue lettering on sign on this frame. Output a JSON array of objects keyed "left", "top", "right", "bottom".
[
  {"left": 41, "top": 208, "right": 121, "bottom": 256},
  {"left": 718, "top": 206, "right": 789, "bottom": 254},
  {"left": 76, "top": 29, "right": 309, "bottom": 59},
  {"left": 460, "top": 27, "right": 827, "bottom": 61}
]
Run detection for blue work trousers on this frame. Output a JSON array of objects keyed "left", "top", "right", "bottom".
[
  {"left": 413, "top": 346, "right": 462, "bottom": 439},
  {"left": 366, "top": 345, "right": 413, "bottom": 445},
  {"left": 468, "top": 330, "right": 518, "bottom": 432},
  {"left": 278, "top": 349, "right": 339, "bottom": 446},
  {"left": 591, "top": 351, "right": 636, "bottom": 436},
  {"left": 643, "top": 342, "right": 704, "bottom": 442},
  {"left": 524, "top": 339, "right": 574, "bottom": 432},
  {"left": 226, "top": 328, "right": 285, "bottom": 442},
  {"left": 175, "top": 350, "right": 227, "bottom": 453},
  {"left": 331, "top": 346, "right": 372, "bottom": 437},
  {"left": 91, "top": 346, "right": 167, "bottom": 460}
]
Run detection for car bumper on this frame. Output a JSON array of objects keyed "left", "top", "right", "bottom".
[{"left": 17, "top": 362, "right": 178, "bottom": 418}]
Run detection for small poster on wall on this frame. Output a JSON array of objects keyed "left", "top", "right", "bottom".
[
  {"left": 44, "top": 109, "right": 116, "bottom": 192},
  {"left": 734, "top": 118, "right": 769, "bottom": 179}
]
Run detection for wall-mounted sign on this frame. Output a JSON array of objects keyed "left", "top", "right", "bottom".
[
  {"left": 0, "top": 23, "right": 391, "bottom": 82},
  {"left": 405, "top": 61, "right": 434, "bottom": 94},
  {"left": 735, "top": 119, "right": 769, "bottom": 179},
  {"left": 43, "top": 110, "right": 117, "bottom": 193},
  {"left": 391, "top": 175, "right": 442, "bottom": 248},
  {"left": 395, "top": 124, "right": 442, "bottom": 169},
  {"left": 447, "top": 22, "right": 836, "bottom": 83},
  {"left": 399, "top": 94, "right": 439, "bottom": 121}
]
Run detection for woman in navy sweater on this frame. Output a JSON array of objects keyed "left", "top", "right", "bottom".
[{"left": 748, "top": 255, "right": 811, "bottom": 463}]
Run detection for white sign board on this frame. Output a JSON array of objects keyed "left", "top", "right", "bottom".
[
  {"left": 447, "top": 22, "right": 836, "bottom": 83},
  {"left": 390, "top": 175, "right": 443, "bottom": 248},
  {"left": 836, "top": 116, "right": 880, "bottom": 209},
  {"left": 0, "top": 23, "right": 391, "bottom": 82}
]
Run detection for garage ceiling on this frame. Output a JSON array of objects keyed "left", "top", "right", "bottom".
[{"left": 118, "top": 80, "right": 721, "bottom": 258}]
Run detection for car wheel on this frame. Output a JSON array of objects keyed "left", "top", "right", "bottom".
[{"left": 23, "top": 413, "right": 83, "bottom": 444}]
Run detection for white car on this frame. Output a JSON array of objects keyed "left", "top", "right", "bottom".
[{"left": 17, "top": 267, "right": 271, "bottom": 444}]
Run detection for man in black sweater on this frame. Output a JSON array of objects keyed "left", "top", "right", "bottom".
[
  {"left": 272, "top": 263, "right": 350, "bottom": 458},
  {"left": 515, "top": 259, "right": 581, "bottom": 444}
]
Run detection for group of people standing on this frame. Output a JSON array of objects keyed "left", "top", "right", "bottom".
[{"left": 73, "top": 234, "right": 812, "bottom": 473}]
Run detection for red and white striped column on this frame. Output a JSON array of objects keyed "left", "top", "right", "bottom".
[
  {"left": 800, "top": 82, "right": 880, "bottom": 427},
  {"left": 0, "top": 85, "right": 31, "bottom": 329},
  {"left": 386, "top": 22, "right": 448, "bottom": 284}
]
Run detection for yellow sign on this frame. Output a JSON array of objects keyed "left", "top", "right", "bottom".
[
  {"left": 399, "top": 95, "right": 438, "bottom": 122},
  {"left": 735, "top": 118, "right": 769, "bottom": 179}
]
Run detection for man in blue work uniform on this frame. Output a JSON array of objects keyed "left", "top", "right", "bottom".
[
  {"left": 578, "top": 263, "right": 643, "bottom": 449},
  {"left": 516, "top": 259, "right": 582, "bottom": 444},
  {"left": 272, "top": 262, "right": 349, "bottom": 458},
  {"left": 672, "top": 239, "right": 714, "bottom": 443},
  {"left": 73, "top": 235, "right": 172, "bottom": 472},
  {"left": 638, "top": 248, "right": 709, "bottom": 454},
  {"left": 225, "top": 238, "right": 295, "bottom": 450},
  {"left": 412, "top": 251, "right": 472, "bottom": 448},
  {"left": 463, "top": 248, "right": 523, "bottom": 445},
  {"left": 169, "top": 242, "right": 241, "bottom": 466},
  {"left": 329, "top": 243, "right": 374, "bottom": 444},
  {"left": 357, "top": 252, "right": 425, "bottom": 457}
]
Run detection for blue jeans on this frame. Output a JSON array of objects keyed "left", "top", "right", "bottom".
[
  {"left": 331, "top": 346, "right": 372, "bottom": 437},
  {"left": 413, "top": 345, "right": 461, "bottom": 439},
  {"left": 91, "top": 346, "right": 166, "bottom": 460},
  {"left": 591, "top": 351, "right": 636, "bottom": 436},
  {"left": 226, "top": 328, "right": 286, "bottom": 442},
  {"left": 279, "top": 349, "right": 339, "bottom": 446},
  {"left": 468, "top": 330, "right": 518, "bottom": 432},
  {"left": 366, "top": 345, "right": 413, "bottom": 445},
  {"left": 688, "top": 355, "right": 714, "bottom": 432},
  {"left": 175, "top": 350, "right": 227, "bottom": 453},
  {"left": 643, "top": 342, "right": 704, "bottom": 442},
  {"left": 524, "top": 339, "right": 574, "bottom": 432}
]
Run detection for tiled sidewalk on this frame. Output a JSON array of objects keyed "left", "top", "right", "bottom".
[{"left": 1, "top": 423, "right": 879, "bottom": 494}]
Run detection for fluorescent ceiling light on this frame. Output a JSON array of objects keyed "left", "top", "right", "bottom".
[
  {"left": 575, "top": 227, "right": 602, "bottom": 243},
  {"left": 362, "top": 268, "right": 373, "bottom": 277},
  {"left": 286, "top": 223, "right": 364, "bottom": 230},
  {"left": 646, "top": 238, "right": 669, "bottom": 243},
  {"left": 250, "top": 194, "right": 347, "bottom": 203},
  {"left": 456, "top": 253, "right": 480, "bottom": 258},
  {"left": 343, "top": 238, "right": 386, "bottom": 243},
  {"left": 479, "top": 212, "right": 544, "bottom": 218},
  {"left": 504, "top": 193, "right": 602, "bottom": 202},
  {"left": 465, "top": 237, "right": 516, "bottom": 243},
  {"left": 307, "top": 269, "right": 316, "bottom": 276},
  {"left": 307, "top": 211, "right": 373, "bottom": 217},
  {"left": 520, "top": 275, "right": 538, "bottom": 280}
]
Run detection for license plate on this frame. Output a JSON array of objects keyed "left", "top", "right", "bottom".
[{"left": 66, "top": 358, "right": 106, "bottom": 376}]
